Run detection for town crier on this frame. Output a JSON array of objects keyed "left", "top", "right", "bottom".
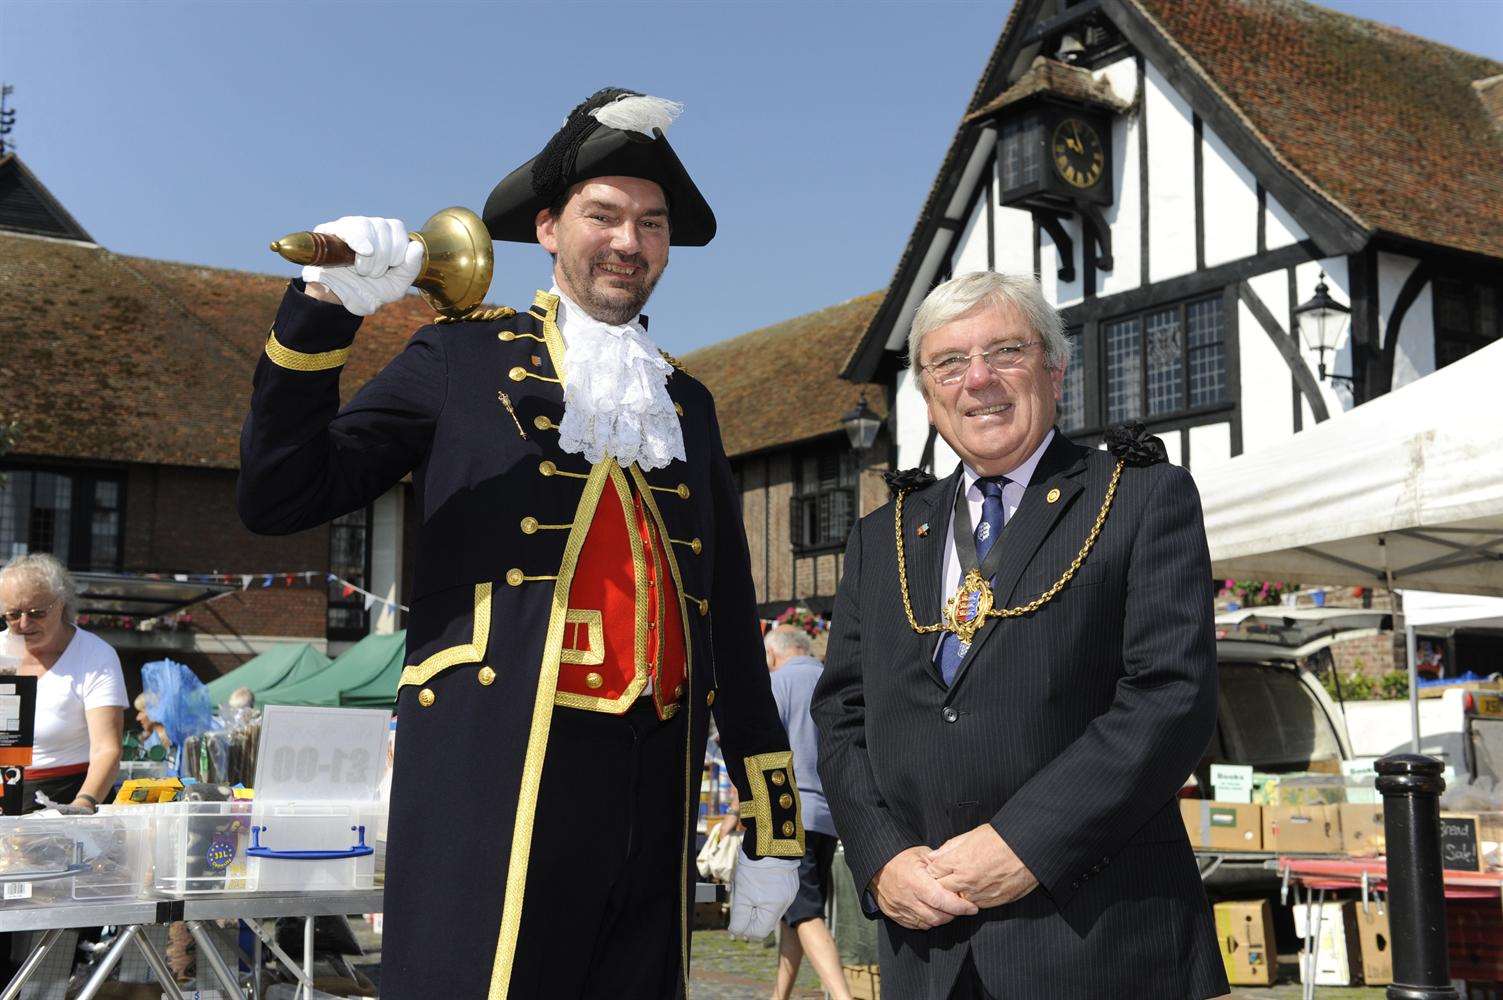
[{"left": 238, "top": 89, "right": 801, "bottom": 1000}]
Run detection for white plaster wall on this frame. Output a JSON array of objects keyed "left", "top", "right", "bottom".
[
  {"left": 1265, "top": 192, "right": 1307, "bottom": 250},
  {"left": 1144, "top": 61, "right": 1198, "bottom": 283},
  {"left": 1097, "top": 56, "right": 1142, "bottom": 298},
  {"left": 894, "top": 370, "right": 959, "bottom": 475},
  {"left": 994, "top": 204, "right": 1034, "bottom": 277},
  {"left": 951, "top": 193, "right": 991, "bottom": 275},
  {"left": 369, "top": 487, "right": 404, "bottom": 635},
  {"left": 1240, "top": 268, "right": 1297, "bottom": 455},
  {"left": 1188, "top": 422, "right": 1233, "bottom": 471},
  {"left": 1201, "top": 124, "right": 1259, "bottom": 268},
  {"left": 1378, "top": 251, "right": 1434, "bottom": 389},
  {"left": 1043, "top": 213, "right": 1085, "bottom": 308}
]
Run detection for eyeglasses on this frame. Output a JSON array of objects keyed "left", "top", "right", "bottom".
[
  {"left": 2, "top": 600, "right": 56, "bottom": 623},
  {"left": 920, "top": 340, "right": 1040, "bottom": 385}
]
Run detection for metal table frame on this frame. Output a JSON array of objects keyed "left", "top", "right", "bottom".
[{"left": 1, "top": 883, "right": 723, "bottom": 999}]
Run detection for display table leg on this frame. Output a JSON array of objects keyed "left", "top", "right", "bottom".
[
  {"left": 301, "top": 917, "right": 313, "bottom": 1000},
  {"left": 253, "top": 922, "right": 263, "bottom": 1000},
  {"left": 246, "top": 920, "right": 314, "bottom": 990},
  {"left": 0, "top": 928, "right": 64, "bottom": 1000},
  {"left": 187, "top": 921, "right": 243, "bottom": 998},
  {"left": 132, "top": 926, "right": 186, "bottom": 1000},
  {"left": 76, "top": 924, "right": 140, "bottom": 1000}
]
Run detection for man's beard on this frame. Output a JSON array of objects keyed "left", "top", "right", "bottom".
[{"left": 560, "top": 251, "right": 663, "bottom": 325}]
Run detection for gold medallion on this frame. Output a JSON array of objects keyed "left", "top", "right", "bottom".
[{"left": 942, "top": 568, "right": 995, "bottom": 644}]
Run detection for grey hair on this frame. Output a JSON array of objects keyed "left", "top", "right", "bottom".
[
  {"left": 0, "top": 552, "right": 79, "bottom": 623},
  {"left": 907, "top": 272, "right": 1071, "bottom": 389},
  {"left": 764, "top": 624, "right": 812, "bottom": 659}
]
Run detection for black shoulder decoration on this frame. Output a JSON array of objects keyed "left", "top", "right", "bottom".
[
  {"left": 884, "top": 468, "right": 937, "bottom": 497},
  {"left": 1104, "top": 421, "right": 1168, "bottom": 466}
]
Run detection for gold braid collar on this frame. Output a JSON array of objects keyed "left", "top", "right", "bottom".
[
  {"left": 435, "top": 305, "right": 517, "bottom": 325},
  {"left": 894, "top": 459, "right": 1125, "bottom": 636}
]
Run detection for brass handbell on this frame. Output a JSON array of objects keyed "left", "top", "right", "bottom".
[{"left": 270, "top": 207, "right": 494, "bottom": 319}]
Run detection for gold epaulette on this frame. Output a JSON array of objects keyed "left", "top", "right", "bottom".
[
  {"left": 660, "top": 349, "right": 689, "bottom": 375},
  {"left": 436, "top": 305, "right": 518, "bottom": 325}
]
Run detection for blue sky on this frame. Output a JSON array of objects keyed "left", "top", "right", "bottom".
[{"left": 2, "top": 1, "right": 1499, "bottom": 355}]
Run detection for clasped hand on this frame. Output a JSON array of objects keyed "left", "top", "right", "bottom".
[{"left": 872, "top": 825, "right": 1039, "bottom": 931}]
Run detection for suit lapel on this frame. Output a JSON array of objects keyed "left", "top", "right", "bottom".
[
  {"left": 900, "top": 467, "right": 959, "bottom": 690},
  {"left": 946, "top": 433, "right": 1090, "bottom": 693}
]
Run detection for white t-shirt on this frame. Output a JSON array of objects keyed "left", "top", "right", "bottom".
[{"left": 30, "top": 628, "right": 128, "bottom": 769}]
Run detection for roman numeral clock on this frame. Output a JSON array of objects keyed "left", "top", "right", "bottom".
[{"left": 989, "top": 72, "right": 1123, "bottom": 284}]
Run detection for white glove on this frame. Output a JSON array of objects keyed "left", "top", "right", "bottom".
[
  {"left": 727, "top": 848, "right": 798, "bottom": 940},
  {"left": 303, "top": 216, "right": 423, "bottom": 317}
]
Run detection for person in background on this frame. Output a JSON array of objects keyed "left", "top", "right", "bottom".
[
  {"left": 134, "top": 692, "right": 172, "bottom": 754},
  {"left": 0, "top": 553, "right": 126, "bottom": 813},
  {"left": 764, "top": 625, "right": 854, "bottom": 1000}
]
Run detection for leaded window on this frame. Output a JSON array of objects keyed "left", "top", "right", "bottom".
[
  {"left": 327, "top": 506, "right": 372, "bottom": 639},
  {"left": 1435, "top": 277, "right": 1501, "bottom": 370},
  {"left": 1104, "top": 294, "right": 1227, "bottom": 423},
  {"left": 1059, "top": 327, "right": 1086, "bottom": 433},
  {"left": 790, "top": 447, "right": 857, "bottom": 553},
  {"left": 0, "top": 466, "right": 123, "bottom": 571}
]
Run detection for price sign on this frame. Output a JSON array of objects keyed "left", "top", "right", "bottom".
[
  {"left": 1211, "top": 764, "right": 1254, "bottom": 803},
  {"left": 254, "top": 706, "right": 390, "bottom": 802},
  {"left": 1438, "top": 813, "right": 1481, "bottom": 872}
]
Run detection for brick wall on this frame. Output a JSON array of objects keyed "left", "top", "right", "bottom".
[
  {"left": 123, "top": 464, "right": 329, "bottom": 639},
  {"left": 1330, "top": 631, "right": 1403, "bottom": 675}
]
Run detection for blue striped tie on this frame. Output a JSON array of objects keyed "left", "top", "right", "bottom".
[{"left": 936, "top": 477, "right": 1008, "bottom": 685}]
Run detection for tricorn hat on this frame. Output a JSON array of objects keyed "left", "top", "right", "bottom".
[{"left": 483, "top": 88, "right": 717, "bottom": 247}]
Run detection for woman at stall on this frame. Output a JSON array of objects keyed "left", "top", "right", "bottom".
[{"left": 0, "top": 552, "right": 127, "bottom": 812}]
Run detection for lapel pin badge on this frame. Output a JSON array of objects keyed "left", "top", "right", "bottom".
[
  {"left": 917, "top": 523, "right": 930, "bottom": 538},
  {"left": 1046, "top": 488, "right": 1061, "bottom": 504}
]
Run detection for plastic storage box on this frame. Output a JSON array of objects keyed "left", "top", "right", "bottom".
[{"left": 0, "top": 810, "right": 150, "bottom": 903}]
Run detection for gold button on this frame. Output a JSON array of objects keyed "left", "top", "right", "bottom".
[
  {"left": 477, "top": 666, "right": 496, "bottom": 687},
  {"left": 676, "top": 483, "right": 690, "bottom": 499},
  {"left": 533, "top": 415, "right": 553, "bottom": 431},
  {"left": 782, "top": 821, "right": 795, "bottom": 837},
  {"left": 690, "top": 538, "right": 702, "bottom": 555},
  {"left": 771, "top": 770, "right": 787, "bottom": 787},
  {"left": 706, "top": 690, "right": 716, "bottom": 707},
  {"left": 506, "top": 568, "right": 524, "bottom": 587},
  {"left": 697, "top": 599, "right": 709, "bottom": 616},
  {"left": 585, "top": 672, "right": 604, "bottom": 690},
  {"left": 779, "top": 793, "right": 793, "bottom": 809},
  {"left": 418, "top": 688, "right": 435, "bottom": 707},
  {"left": 1047, "top": 488, "right": 1062, "bottom": 504},
  {"left": 674, "top": 683, "right": 684, "bottom": 699},
  {"left": 673, "top": 402, "right": 684, "bottom": 416},
  {"left": 538, "top": 460, "right": 557, "bottom": 477},
  {"left": 508, "top": 366, "right": 527, "bottom": 382},
  {"left": 520, "top": 516, "right": 539, "bottom": 535},
  {"left": 498, "top": 331, "right": 517, "bottom": 341}
]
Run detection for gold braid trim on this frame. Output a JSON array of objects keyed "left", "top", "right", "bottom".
[
  {"left": 264, "top": 330, "right": 350, "bottom": 372},
  {"left": 659, "top": 349, "right": 689, "bottom": 374},
  {"left": 436, "top": 305, "right": 518, "bottom": 325},
  {"left": 895, "top": 459, "right": 1125, "bottom": 633}
]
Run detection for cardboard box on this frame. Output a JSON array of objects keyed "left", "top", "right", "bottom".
[
  {"left": 1340, "top": 802, "right": 1386, "bottom": 857},
  {"left": 844, "top": 964, "right": 880, "bottom": 1000},
  {"left": 1354, "top": 901, "right": 1392, "bottom": 985},
  {"left": 1181, "top": 800, "right": 1263, "bottom": 851},
  {"left": 1214, "top": 900, "right": 1277, "bottom": 985},
  {"left": 1264, "top": 804, "right": 1343, "bottom": 854},
  {"left": 1293, "top": 901, "right": 1360, "bottom": 986}
]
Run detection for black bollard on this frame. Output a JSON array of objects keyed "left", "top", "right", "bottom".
[{"left": 1375, "top": 754, "right": 1457, "bottom": 1000}]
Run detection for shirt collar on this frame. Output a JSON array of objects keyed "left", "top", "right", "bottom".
[
  {"left": 549, "top": 285, "right": 646, "bottom": 341},
  {"left": 961, "top": 428, "right": 1056, "bottom": 496}
]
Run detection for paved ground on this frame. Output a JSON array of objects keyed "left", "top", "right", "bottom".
[{"left": 347, "top": 922, "right": 1390, "bottom": 998}]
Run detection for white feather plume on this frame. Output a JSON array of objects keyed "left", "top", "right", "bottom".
[{"left": 590, "top": 94, "right": 683, "bottom": 137}]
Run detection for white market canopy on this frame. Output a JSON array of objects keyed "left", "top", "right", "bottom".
[
  {"left": 1199, "top": 338, "right": 1503, "bottom": 596},
  {"left": 1400, "top": 589, "right": 1503, "bottom": 631}
]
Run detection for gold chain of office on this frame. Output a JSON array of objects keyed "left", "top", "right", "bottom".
[{"left": 894, "top": 459, "right": 1125, "bottom": 635}]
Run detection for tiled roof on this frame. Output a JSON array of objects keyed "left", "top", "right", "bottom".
[
  {"left": 0, "top": 231, "right": 437, "bottom": 469},
  {"left": 967, "top": 56, "right": 1132, "bottom": 122},
  {"left": 1134, "top": 0, "right": 1503, "bottom": 259},
  {"left": 683, "top": 292, "right": 886, "bottom": 458}
]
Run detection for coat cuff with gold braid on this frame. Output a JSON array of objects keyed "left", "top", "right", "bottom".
[
  {"left": 263, "top": 279, "right": 362, "bottom": 371},
  {"left": 739, "top": 751, "right": 805, "bottom": 857}
]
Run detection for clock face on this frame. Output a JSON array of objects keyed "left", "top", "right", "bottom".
[{"left": 1051, "top": 117, "right": 1105, "bottom": 189}]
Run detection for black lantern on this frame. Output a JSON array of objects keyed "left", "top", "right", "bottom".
[
  {"left": 1293, "top": 270, "right": 1353, "bottom": 386},
  {"left": 840, "top": 394, "right": 882, "bottom": 452}
]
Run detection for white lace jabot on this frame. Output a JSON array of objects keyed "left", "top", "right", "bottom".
[{"left": 551, "top": 287, "right": 686, "bottom": 472}]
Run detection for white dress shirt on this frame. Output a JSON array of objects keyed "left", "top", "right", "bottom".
[{"left": 938, "top": 429, "right": 1056, "bottom": 611}]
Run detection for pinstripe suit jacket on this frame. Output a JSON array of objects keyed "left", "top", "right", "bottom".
[{"left": 812, "top": 432, "right": 1228, "bottom": 999}]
